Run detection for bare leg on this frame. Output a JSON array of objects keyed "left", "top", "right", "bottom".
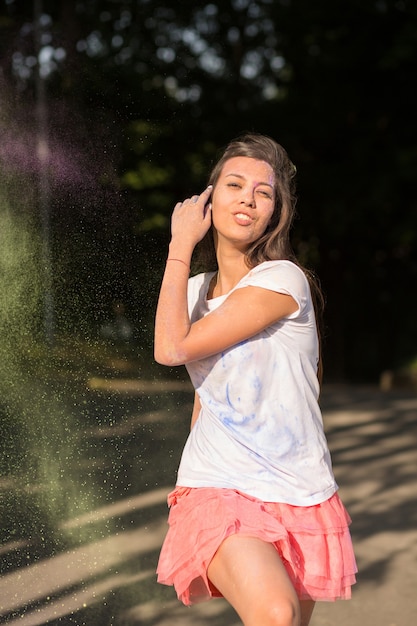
[
  {"left": 207, "top": 534, "right": 301, "bottom": 626},
  {"left": 300, "top": 600, "right": 315, "bottom": 626}
]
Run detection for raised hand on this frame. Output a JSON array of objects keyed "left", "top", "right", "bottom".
[{"left": 170, "top": 185, "right": 213, "bottom": 251}]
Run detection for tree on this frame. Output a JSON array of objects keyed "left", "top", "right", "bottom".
[{"left": 1, "top": 0, "right": 416, "bottom": 380}]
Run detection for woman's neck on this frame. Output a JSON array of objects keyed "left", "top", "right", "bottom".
[{"left": 212, "top": 247, "right": 251, "bottom": 298}]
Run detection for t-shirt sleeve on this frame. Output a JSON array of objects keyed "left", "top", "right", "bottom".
[{"left": 237, "top": 261, "right": 310, "bottom": 318}]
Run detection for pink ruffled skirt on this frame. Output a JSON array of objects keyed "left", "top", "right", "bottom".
[{"left": 157, "top": 486, "right": 357, "bottom": 606}]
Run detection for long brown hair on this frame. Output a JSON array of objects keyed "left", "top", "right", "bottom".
[{"left": 193, "top": 132, "right": 325, "bottom": 384}]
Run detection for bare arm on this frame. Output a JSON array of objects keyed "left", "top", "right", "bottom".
[{"left": 154, "top": 186, "right": 213, "bottom": 365}]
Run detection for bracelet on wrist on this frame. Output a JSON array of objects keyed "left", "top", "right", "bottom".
[{"left": 166, "top": 258, "right": 190, "bottom": 269}]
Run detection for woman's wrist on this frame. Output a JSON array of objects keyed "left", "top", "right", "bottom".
[
  {"left": 167, "top": 241, "right": 193, "bottom": 265},
  {"left": 166, "top": 258, "right": 190, "bottom": 269}
]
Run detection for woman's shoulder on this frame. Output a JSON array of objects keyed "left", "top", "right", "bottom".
[
  {"left": 239, "top": 260, "right": 312, "bottom": 310},
  {"left": 246, "top": 260, "right": 309, "bottom": 286}
]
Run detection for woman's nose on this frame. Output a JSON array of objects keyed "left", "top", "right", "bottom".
[{"left": 241, "top": 189, "right": 255, "bottom": 207}]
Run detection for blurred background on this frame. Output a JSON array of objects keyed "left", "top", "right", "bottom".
[
  {"left": 1, "top": 0, "right": 416, "bottom": 382},
  {"left": 0, "top": 1, "right": 416, "bottom": 625}
]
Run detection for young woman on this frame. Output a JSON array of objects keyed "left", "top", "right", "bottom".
[{"left": 154, "top": 133, "right": 357, "bottom": 626}]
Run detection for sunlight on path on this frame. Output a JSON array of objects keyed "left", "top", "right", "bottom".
[
  {"left": 0, "top": 514, "right": 166, "bottom": 618},
  {"left": 312, "top": 388, "right": 417, "bottom": 626},
  {"left": 1, "top": 385, "right": 416, "bottom": 626}
]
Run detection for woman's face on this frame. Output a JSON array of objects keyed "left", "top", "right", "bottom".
[{"left": 211, "top": 156, "right": 276, "bottom": 250}]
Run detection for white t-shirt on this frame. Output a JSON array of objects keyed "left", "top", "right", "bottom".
[{"left": 176, "top": 260, "right": 338, "bottom": 506}]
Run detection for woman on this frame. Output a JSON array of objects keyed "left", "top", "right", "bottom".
[{"left": 154, "top": 133, "right": 357, "bottom": 626}]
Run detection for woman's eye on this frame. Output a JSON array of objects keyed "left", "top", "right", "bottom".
[
  {"left": 258, "top": 190, "right": 272, "bottom": 199},
  {"left": 227, "top": 182, "right": 241, "bottom": 188}
]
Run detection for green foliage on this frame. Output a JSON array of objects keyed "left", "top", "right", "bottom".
[{"left": 0, "top": 185, "right": 43, "bottom": 342}]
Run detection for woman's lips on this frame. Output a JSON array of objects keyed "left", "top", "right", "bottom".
[{"left": 233, "top": 212, "right": 253, "bottom": 226}]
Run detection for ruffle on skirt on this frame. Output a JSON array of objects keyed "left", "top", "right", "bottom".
[{"left": 157, "top": 486, "right": 357, "bottom": 606}]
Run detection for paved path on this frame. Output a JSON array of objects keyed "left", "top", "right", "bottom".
[
  {"left": 310, "top": 385, "right": 417, "bottom": 626},
  {"left": 1, "top": 384, "right": 416, "bottom": 625}
]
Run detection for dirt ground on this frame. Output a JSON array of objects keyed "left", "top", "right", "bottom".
[{"left": 1, "top": 383, "right": 416, "bottom": 625}]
